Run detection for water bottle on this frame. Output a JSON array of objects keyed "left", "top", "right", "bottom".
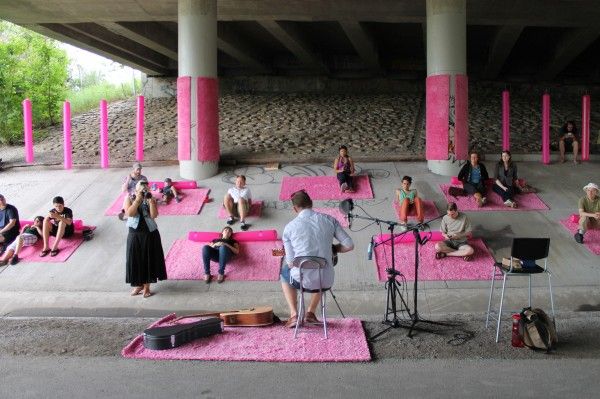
[
  {"left": 367, "top": 239, "right": 374, "bottom": 260},
  {"left": 512, "top": 313, "right": 524, "bottom": 347}
]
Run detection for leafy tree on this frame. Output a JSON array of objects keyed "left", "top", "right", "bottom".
[{"left": 0, "top": 21, "right": 69, "bottom": 144}]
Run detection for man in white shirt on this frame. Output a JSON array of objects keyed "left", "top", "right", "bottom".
[
  {"left": 281, "top": 190, "right": 354, "bottom": 328},
  {"left": 223, "top": 175, "right": 252, "bottom": 231}
]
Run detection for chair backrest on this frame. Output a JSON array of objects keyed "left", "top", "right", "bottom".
[
  {"left": 511, "top": 238, "right": 550, "bottom": 260},
  {"left": 292, "top": 256, "right": 328, "bottom": 270}
]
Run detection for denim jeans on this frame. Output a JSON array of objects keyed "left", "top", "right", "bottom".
[{"left": 202, "top": 245, "right": 232, "bottom": 275}]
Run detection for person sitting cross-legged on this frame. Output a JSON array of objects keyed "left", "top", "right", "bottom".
[
  {"left": 396, "top": 175, "right": 424, "bottom": 229},
  {"left": 223, "top": 175, "right": 252, "bottom": 231},
  {"left": 458, "top": 151, "right": 489, "bottom": 207},
  {"left": 40, "top": 196, "right": 74, "bottom": 257},
  {"left": 574, "top": 182, "right": 600, "bottom": 244},
  {"left": 434, "top": 202, "right": 474, "bottom": 261},
  {"left": 0, "top": 216, "right": 43, "bottom": 266},
  {"left": 201, "top": 226, "right": 240, "bottom": 284}
]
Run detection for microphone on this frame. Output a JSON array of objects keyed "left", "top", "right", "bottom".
[{"left": 367, "top": 236, "right": 374, "bottom": 260}]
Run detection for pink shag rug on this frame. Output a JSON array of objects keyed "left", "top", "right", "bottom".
[
  {"left": 439, "top": 184, "right": 549, "bottom": 211},
  {"left": 278, "top": 175, "right": 373, "bottom": 200},
  {"left": 392, "top": 200, "right": 440, "bottom": 221},
  {"left": 217, "top": 201, "right": 263, "bottom": 219},
  {"left": 559, "top": 218, "right": 600, "bottom": 255},
  {"left": 122, "top": 314, "right": 371, "bottom": 362},
  {"left": 373, "top": 238, "right": 495, "bottom": 281},
  {"left": 313, "top": 207, "right": 349, "bottom": 227},
  {"left": 11, "top": 226, "right": 96, "bottom": 263},
  {"left": 164, "top": 239, "right": 283, "bottom": 280},
  {"left": 105, "top": 189, "right": 210, "bottom": 216}
]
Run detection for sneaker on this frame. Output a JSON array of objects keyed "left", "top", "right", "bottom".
[
  {"left": 340, "top": 182, "right": 348, "bottom": 193},
  {"left": 504, "top": 199, "right": 514, "bottom": 207},
  {"left": 399, "top": 222, "right": 407, "bottom": 232},
  {"left": 240, "top": 221, "right": 249, "bottom": 231},
  {"left": 10, "top": 255, "right": 19, "bottom": 265},
  {"left": 118, "top": 210, "right": 126, "bottom": 221},
  {"left": 226, "top": 216, "right": 235, "bottom": 225},
  {"left": 574, "top": 232, "right": 584, "bottom": 244},
  {"left": 175, "top": 196, "right": 181, "bottom": 203},
  {"left": 482, "top": 197, "right": 487, "bottom": 205}
]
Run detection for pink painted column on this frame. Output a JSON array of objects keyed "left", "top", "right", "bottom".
[
  {"left": 454, "top": 74, "right": 469, "bottom": 161},
  {"left": 542, "top": 93, "right": 551, "bottom": 164},
  {"left": 99, "top": 100, "right": 109, "bottom": 169},
  {"left": 425, "top": 74, "right": 450, "bottom": 160},
  {"left": 502, "top": 90, "right": 510, "bottom": 151},
  {"left": 581, "top": 94, "right": 591, "bottom": 161},
  {"left": 22, "top": 99, "right": 34, "bottom": 163},
  {"left": 177, "top": 77, "right": 192, "bottom": 161},
  {"left": 63, "top": 101, "right": 72, "bottom": 169},
  {"left": 136, "top": 95, "right": 145, "bottom": 161},
  {"left": 196, "top": 77, "right": 220, "bottom": 163}
]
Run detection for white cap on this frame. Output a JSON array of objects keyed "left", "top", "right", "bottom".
[{"left": 583, "top": 182, "right": 599, "bottom": 192}]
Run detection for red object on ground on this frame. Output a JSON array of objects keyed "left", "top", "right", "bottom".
[{"left": 512, "top": 313, "right": 524, "bottom": 347}]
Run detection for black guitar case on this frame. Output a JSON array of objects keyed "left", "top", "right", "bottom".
[{"left": 143, "top": 317, "right": 223, "bottom": 350}]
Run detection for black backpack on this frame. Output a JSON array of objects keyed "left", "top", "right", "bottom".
[{"left": 519, "top": 307, "right": 557, "bottom": 352}]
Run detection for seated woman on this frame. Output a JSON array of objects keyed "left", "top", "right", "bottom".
[
  {"left": 333, "top": 145, "right": 355, "bottom": 193},
  {"left": 458, "top": 151, "right": 489, "bottom": 207},
  {"left": 493, "top": 150, "right": 519, "bottom": 208},
  {"left": 202, "top": 226, "right": 240, "bottom": 284},
  {"left": 0, "top": 216, "right": 43, "bottom": 266},
  {"left": 396, "top": 176, "right": 424, "bottom": 227},
  {"left": 559, "top": 120, "right": 579, "bottom": 164}
]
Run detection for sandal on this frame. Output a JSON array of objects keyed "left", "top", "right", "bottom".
[
  {"left": 435, "top": 252, "right": 447, "bottom": 260},
  {"left": 463, "top": 255, "right": 473, "bottom": 261},
  {"left": 285, "top": 315, "right": 299, "bottom": 328},
  {"left": 39, "top": 249, "right": 50, "bottom": 257},
  {"left": 143, "top": 291, "right": 153, "bottom": 298},
  {"left": 50, "top": 249, "right": 60, "bottom": 257},
  {"left": 130, "top": 287, "right": 142, "bottom": 296}
]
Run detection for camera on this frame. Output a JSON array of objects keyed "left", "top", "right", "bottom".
[{"left": 142, "top": 190, "right": 153, "bottom": 200}]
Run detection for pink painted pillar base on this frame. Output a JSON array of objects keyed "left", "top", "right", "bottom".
[
  {"left": 63, "top": 101, "right": 72, "bottom": 169},
  {"left": 22, "top": 99, "right": 34, "bottom": 163}
]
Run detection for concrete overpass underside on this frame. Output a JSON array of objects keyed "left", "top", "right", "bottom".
[{"left": 2, "top": 0, "right": 600, "bottom": 84}]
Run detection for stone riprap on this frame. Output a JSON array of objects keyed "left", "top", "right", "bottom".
[{"left": 1, "top": 86, "right": 598, "bottom": 167}]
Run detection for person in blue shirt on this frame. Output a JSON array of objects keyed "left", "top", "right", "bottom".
[{"left": 458, "top": 151, "right": 490, "bottom": 207}]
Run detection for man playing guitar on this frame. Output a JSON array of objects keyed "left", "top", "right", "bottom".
[{"left": 280, "top": 190, "right": 354, "bottom": 328}]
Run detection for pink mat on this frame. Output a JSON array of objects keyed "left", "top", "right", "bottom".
[
  {"left": 392, "top": 200, "right": 439, "bottom": 221},
  {"left": 373, "top": 238, "right": 495, "bottom": 281},
  {"left": 164, "top": 239, "right": 283, "bottom": 280},
  {"left": 439, "top": 184, "right": 549, "bottom": 211},
  {"left": 278, "top": 175, "right": 373, "bottom": 200},
  {"left": 105, "top": 189, "right": 210, "bottom": 216},
  {"left": 313, "top": 207, "right": 349, "bottom": 227},
  {"left": 560, "top": 219, "right": 600, "bottom": 255},
  {"left": 11, "top": 227, "right": 96, "bottom": 263},
  {"left": 122, "top": 314, "right": 370, "bottom": 362},
  {"left": 217, "top": 201, "right": 263, "bottom": 219}
]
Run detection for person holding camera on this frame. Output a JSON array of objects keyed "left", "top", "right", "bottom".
[
  {"left": 40, "top": 196, "right": 74, "bottom": 257},
  {"left": 123, "top": 180, "right": 167, "bottom": 298},
  {"left": 118, "top": 162, "right": 148, "bottom": 220}
]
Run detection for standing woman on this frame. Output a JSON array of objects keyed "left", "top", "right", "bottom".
[
  {"left": 124, "top": 180, "right": 167, "bottom": 298},
  {"left": 493, "top": 150, "right": 519, "bottom": 208},
  {"left": 333, "top": 145, "right": 356, "bottom": 193}
]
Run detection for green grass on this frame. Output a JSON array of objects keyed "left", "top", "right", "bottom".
[{"left": 67, "top": 80, "right": 140, "bottom": 115}]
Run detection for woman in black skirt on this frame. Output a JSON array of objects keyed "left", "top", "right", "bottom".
[{"left": 123, "top": 180, "right": 167, "bottom": 297}]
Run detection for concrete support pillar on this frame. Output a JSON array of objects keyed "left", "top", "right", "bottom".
[
  {"left": 425, "top": 0, "right": 467, "bottom": 176},
  {"left": 178, "top": 0, "right": 219, "bottom": 180}
]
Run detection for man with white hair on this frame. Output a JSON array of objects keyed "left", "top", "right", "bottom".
[{"left": 574, "top": 182, "right": 600, "bottom": 244}]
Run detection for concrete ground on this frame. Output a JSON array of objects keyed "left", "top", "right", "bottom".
[{"left": 1, "top": 160, "right": 599, "bottom": 398}]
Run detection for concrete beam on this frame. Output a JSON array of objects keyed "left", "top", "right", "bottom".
[
  {"left": 538, "top": 27, "right": 600, "bottom": 81},
  {"left": 99, "top": 22, "right": 178, "bottom": 61},
  {"left": 217, "top": 24, "right": 271, "bottom": 72},
  {"left": 64, "top": 23, "right": 173, "bottom": 70},
  {"left": 258, "top": 20, "right": 328, "bottom": 73},
  {"left": 482, "top": 25, "right": 524, "bottom": 80},
  {"left": 338, "top": 20, "right": 381, "bottom": 73},
  {"left": 31, "top": 24, "right": 172, "bottom": 76}
]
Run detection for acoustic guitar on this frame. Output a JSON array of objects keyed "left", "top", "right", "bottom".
[
  {"left": 272, "top": 246, "right": 338, "bottom": 266},
  {"left": 175, "top": 306, "right": 274, "bottom": 327}
]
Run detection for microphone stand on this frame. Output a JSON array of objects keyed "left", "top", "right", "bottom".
[{"left": 346, "top": 212, "right": 425, "bottom": 340}]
